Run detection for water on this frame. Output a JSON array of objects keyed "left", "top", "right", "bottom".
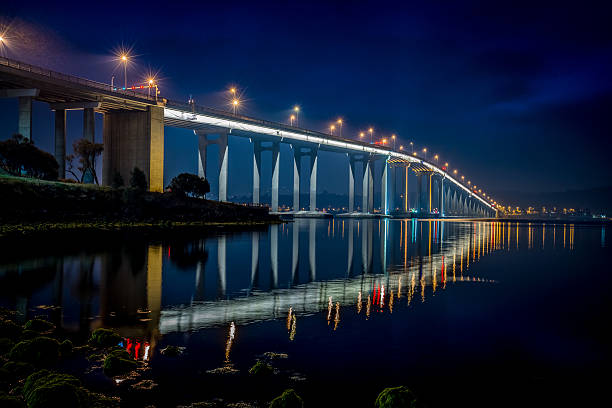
[{"left": 1, "top": 220, "right": 610, "bottom": 407}]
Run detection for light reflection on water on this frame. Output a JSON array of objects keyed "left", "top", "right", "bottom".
[{"left": 0, "top": 220, "right": 593, "bottom": 360}]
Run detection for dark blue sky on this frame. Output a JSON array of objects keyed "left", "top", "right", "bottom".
[{"left": 1, "top": 0, "right": 611, "bottom": 201}]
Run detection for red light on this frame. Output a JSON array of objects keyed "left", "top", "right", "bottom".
[
  {"left": 131, "top": 86, "right": 135, "bottom": 90},
  {"left": 140, "top": 85, "right": 144, "bottom": 89}
]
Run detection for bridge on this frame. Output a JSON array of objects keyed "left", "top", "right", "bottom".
[{"left": 0, "top": 56, "right": 496, "bottom": 218}]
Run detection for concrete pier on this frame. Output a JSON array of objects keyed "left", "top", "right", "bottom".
[
  {"left": 54, "top": 109, "right": 66, "bottom": 179},
  {"left": 103, "top": 106, "right": 165, "bottom": 192}
]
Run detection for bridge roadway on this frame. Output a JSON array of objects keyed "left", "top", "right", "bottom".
[
  {"left": 0, "top": 56, "right": 495, "bottom": 217},
  {"left": 158, "top": 219, "right": 496, "bottom": 334}
]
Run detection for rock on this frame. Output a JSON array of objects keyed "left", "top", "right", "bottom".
[
  {"left": 206, "top": 364, "right": 239, "bottom": 375},
  {"left": 2, "top": 361, "right": 35, "bottom": 381},
  {"left": 23, "top": 370, "right": 88, "bottom": 408},
  {"left": 248, "top": 361, "right": 273, "bottom": 377},
  {"left": 0, "top": 392, "right": 26, "bottom": 408},
  {"left": 60, "top": 339, "right": 73, "bottom": 356},
  {"left": 103, "top": 349, "right": 137, "bottom": 377},
  {"left": 89, "top": 328, "right": 122, "bottom": 348},
  {"left": 261, "top": 352, "right": 288, "bottom": 360},
  {"left": 0, "top": 319, "right": 22, "bottom": 341},
  {"left": 269, "top": 389, "right": 304, "bottom": 408},
  {"left": 131, "top": 379, "right": 158, "bottom": 392},
  {"left": 374, "top": 386, "right": 418, "bottom": 408},
  {"left": 0, "top": 337, "right": 14, "bottom": 355},
  {"left": 160, "top": 345, "right": 184, "bottom": 357},
  {"left": 9, "top": 337, "right": 60, "bottom": 367},
  {"left": 19, "top": 329, "right": 38, "bottom": 340},
  {"left": 23, "top": 319, "right": 55, "bottom": 334}
]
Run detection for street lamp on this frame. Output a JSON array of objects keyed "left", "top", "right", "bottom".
[
  {"left": 453, "top": 169, "right": 458, "bottom": 175},
  {"left": 294, "top": 106, "right": 300, "bottom": 127},
  {"left": 359, "top": 132, "right": 365, "bottom": 140},
  {"left": 330, "top": 124, "right": 335, "bottom": 135},
  {"left": 290, "top": 114, "right": 295, "bottom": 126},
  {"left": 399, "top": 145, "right": 404, "bottom": 151},
  {"left": 368, "top": 127, "right": 373, "bottom": 144},
  {"left": 337, "top": 119, "right": 343, "bottom": 138},
  {"left": 422, "top": 147, "right": 427, "bottom": 159},
  {"left": 391, "top": 134, "right": 396, "bottom": 150},
  {"left": 232, "top": 98, "right": 239, "bottom": 115},
  {"left": 410, "top": 141, "right": 414, "bottom": 153},
  {"left": 434, "top": 154, "right": 439, "bottom": 162},
  {"left": 121, "top": 54, "right": 128, "bottom": 89}
]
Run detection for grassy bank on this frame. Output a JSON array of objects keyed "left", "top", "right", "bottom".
[{"left": 0, "top": 175, "right": 280, "bottom": 238}]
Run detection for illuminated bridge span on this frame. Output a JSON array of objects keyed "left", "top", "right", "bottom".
[
  {"left": 0, "top": 56, "right": 495, "bottom": 217},
  {"left": 158, "top": 220, "right": 499, "bottom": 334}
]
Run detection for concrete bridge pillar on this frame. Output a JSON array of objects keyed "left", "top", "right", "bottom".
[
  {"left": 18, "top": 96, "right": 33, "bottom": 141},
  {"left": 348, "top": 155, "right": 356, "bottom": 212},
  {"left": 253, "top": 141, "right": 262, "bottom": 205},
  {"left": 271, "top": 142, "right": 280, "bottom": 212},
  {"left": 439, "top": 176, "right": 445, "bottom": 217},
  {"left": 103, "top": 106, "right": 164, "bottom": 192},
  {"left": 362, "top": 160, "right": 372, "bottom": 213},
  {"left": 252, "top": 140, "right": 279, "bottom": 211},
  {"left": 54, "top": 109, "right": 66, "bottom": 179},
  {"left": 196, "top": 131, "right": 228, "bottom": 201},
  {"left": 83, "top": 107, "right": 95, "bottom": 142},
  {"left": 368, "top": 160, "right": 374, "bottom": 213},
  {"left": 292, "top": 148, "right": 302, "bottom": 211},
  {"left": 417, "top": 173, "right": 423, "bottom": 214},
  {"left": 389, "top": 164, "right": 396, "bottom": 213},
  {"left": 309, "top": 148, "right": 318, "bottom": 211},
  {"left": 426, "top": 173, "right": 432, "bottom": 214},
  {"left": 381, "top": 158, "right": 389, "bottom": 215}
]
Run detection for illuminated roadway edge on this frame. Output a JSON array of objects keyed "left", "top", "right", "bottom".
[
  {"left": 158, "top": 222, "right": 491, "bottom": 334},
  {"left": 164, "top": 107, "right": 494, "bottom": 211}
]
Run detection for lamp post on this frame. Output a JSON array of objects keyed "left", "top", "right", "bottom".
[
  {"left": 410, "top": 141, "right": 414, "bottom": 153},
  {"left": 337, "top": 119, "right": 343, "bottom": 138},
  {"left": 232, "top": 99, "right": 239, "bottom": 115},
  {"left": 294, "top": 106, "right": 300, "bottom": 127},
  {"left": 368, "top": 127, "right": 373, "bottom": 144},
  {"left": 330, "top": 124, "right": 335, "bottom": 136},
  {"left": 391, "top": 134, "right": 396, "bottom": 150},
  {"left": 359, "top": 131, "right": 365, "bottom": 141},
  {"left": 422, "top": 147, "right": 427, "bottom": 160},
  {"left": 290, "top": 114, "right": 295, "bottom": 126},
  {"left": 121, "top": 54, "right": 128, "bottom": 89}
]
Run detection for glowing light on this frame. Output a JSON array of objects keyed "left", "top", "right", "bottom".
[
  {"left": 230, "top": 87, "right": 236, "bottom": 94},
  {"left": 359, "top": 132, "right": 365, "bottom": 138},
  {"left": 423, "top": 148, "right": 427, "bottom": 153},
  {"left": 337, "top": 118, "right": 343, "bottom": 124},
  {"left": 121, "top": 55, "right": 127, "bottom": 61},
  {"left": 453, "top": 169, "right": 458, "bottom": 174},
  {"left": 434, "top": 154, "right": 439, "bottom": 160},
  {"left": 399, "top": 145, "right": 403, "bottom": 150},
  {"left": 294, "top": 106, "right": 299, "bottom": 112}
]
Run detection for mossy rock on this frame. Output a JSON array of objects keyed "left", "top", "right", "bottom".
[
  {"left": 89, "top": 393, "right": 120, "bottom": 408},
  {"left": 2, "top": 361, "right": 35, "bottom": 381},
  {"left": 249, "top": 360, "right": 273, "bottom": 377},
  {"left": 0, "top": 319, "right": 22, "bottom": 341},
  {"left": 102, "top": 349, "right": 137, "bottom": 377},
  {"left": 20, "top": 329, "right": 38, "bottom": 340},
  {"left": 60, "top": 339, "right": 73, "bottom": 357},
  {"left": 160, "top": 345, "right": 183, "bottom": 357},
  {"left": 23, "top": 370, "right": 88, "bottom": 408},
  {"left": 73, "top": 344, "right": 94, "bottom": 355},
  {"left": 0, "top": 338, "right": 14, "bottom": 355},
  {"left": 23, "top": 319, "right": 55, "bottom": 334},
  {"left": 0, "top": 392, "right": 26, "bottom": 408},
  {"left": 374, "top": 386, "right": 418, "bottom": 408},
  {"left": 89, "top": 328, "right": 122, "bottom": 348},
  {"left": 9, "top": 337, "right": 60, "bottom": 367},
  {"left": 269, "top": 389, "right": 304, "bottom": 408}
]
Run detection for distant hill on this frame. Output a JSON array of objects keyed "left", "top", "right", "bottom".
[{"left": 493, "top": 186, "right": 612, "bottom": 214}]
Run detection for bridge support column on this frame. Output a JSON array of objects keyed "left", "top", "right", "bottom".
[
  {"left": 252, "top": 141, "right": 262, "bottom": 205},
  {"left": 389, "top": 165, "right": 396, "bottom": 213},
  {"left": 54, "top": 109, "right": 66, "bottom": 179},
  {"left": 439, "top": 176, "right": 445, "bottom": 217},
  {"left": 18, "top": 96, "right": 33, "bottom": 141},
  {"left": 309, "top": 149, "right": 318, "bottom": 211},
  {"left": 381, "top": 158, "right": 389, "bottom": 215},
  {"left": 271, "top": 142, "right": 280, "bottom": 212},
  {"left": 103, "top": 106, "right": 164, "bottom": 192},
  {"left": 362, "top": 160, "right": 372, "bottom": 213},
  {"left": 83, "top": 107, "right": 95, "bottom": 142},
  {"left": 417, "top": 173, "right": 423, "bottom": 214},
  {"left": 196, "top": 131, "right": 228, "bottom": 201},
  {"left": 348, "top": 155, "right": 356, "bottom": 212},
  {"left": 293, "top": 148, "right": 301, "bottom": 211},
  {"left": 427, "top": 173, "right": 432, "bottom": 214}
]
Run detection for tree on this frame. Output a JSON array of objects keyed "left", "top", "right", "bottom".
[
  {"left": 167, "top": 173, "right": 210, "bottom": 198},
  {"left": 130, "top": 167, "right": 147, "bottom": 191},
  {"left": 0, "top": 134, "right": 59, "bottom": 180},
  {"left": 66, "top": 138, "right": 103, "bottom": 184}
]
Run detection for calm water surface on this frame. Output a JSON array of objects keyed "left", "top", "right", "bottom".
[{"left": 1, "top": 220, "right": 610, "bottom": 407}]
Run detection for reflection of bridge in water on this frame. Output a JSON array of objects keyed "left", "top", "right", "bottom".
[{"left": 158, "top": 220, "right": 507, "bottom": 334}]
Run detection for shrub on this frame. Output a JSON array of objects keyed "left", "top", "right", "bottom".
[
  {"left": 269, "top": 389, "right": 304, "bottom": 408},
  {"left": 89, "top": 328, "right": 122, "bottom": 348},
  {"left": 9, "top": 337, "right": 60, "bottom": 367},
  {"left": 374, "top": 386, "right": 418, "bottom": 408},
  {"left": 23, "top": 319, "right": 55, "bottom": 333},
  {"left": 249, "top": 360, "right": 273, "bottom": 377},
  {"left": 111, "top": 172, "right": 124, "bottom": 189},
  {"left": 2, "top": 361, "right": 35, "bottom": 380},
  {"left": 130, "top": 167, "right": 147, "bottom": 191},
  {"left": 23, "top": 370, "right": 88, "bottom": 408},
  {"left": 0, "top": 319, "right": 22, "bottom": 341},
  {"left": 167, "top": 173, "right": 210, "bottom": 198},
  {"left": 102, "top": 349, "right": 137, "bottom": 377}
]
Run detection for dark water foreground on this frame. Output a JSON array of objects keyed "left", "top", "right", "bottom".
[{"left": 1, "top": 220, "right": 610, "bottom": 407}]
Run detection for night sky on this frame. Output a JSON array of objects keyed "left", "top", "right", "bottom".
[{"left": 1, "top": 1, "right": 611, "bottom": 203}]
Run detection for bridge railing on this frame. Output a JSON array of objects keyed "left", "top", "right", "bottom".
[{"left": 0, "top": 56, "right": 157, "bottom": 103}]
